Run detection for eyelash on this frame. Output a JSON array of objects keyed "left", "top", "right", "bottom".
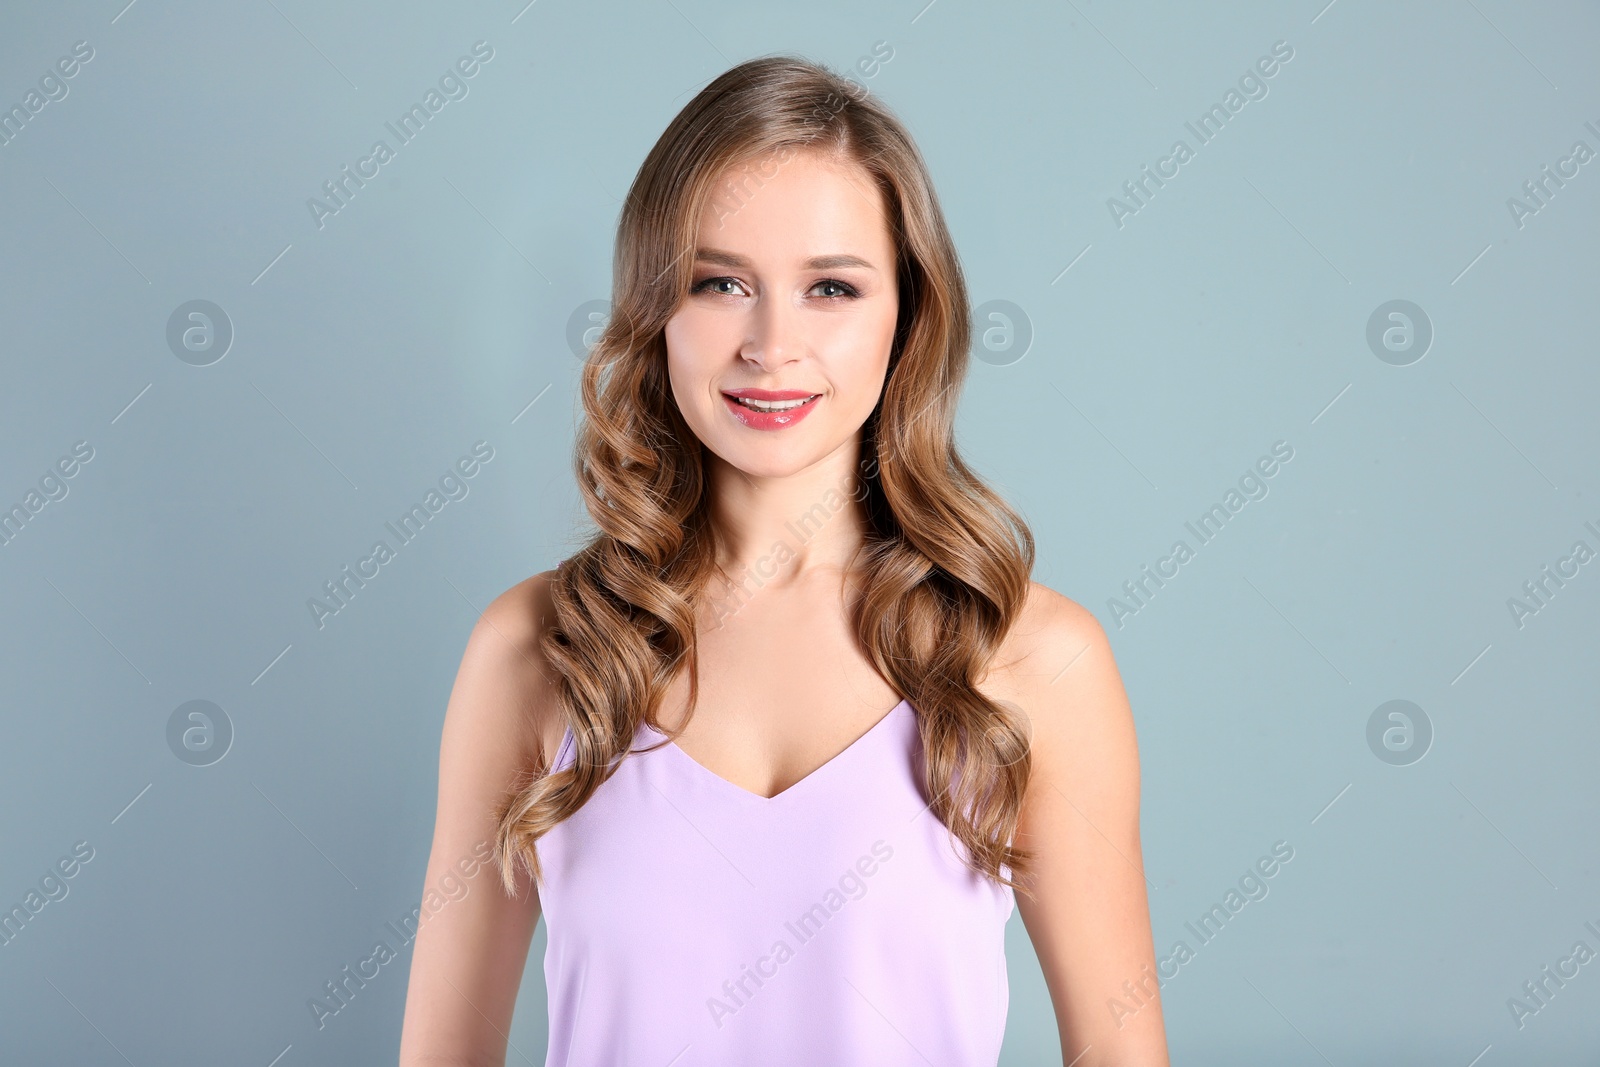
[{"left": 690, "top": 276, "right": 861, "bottom": 300}]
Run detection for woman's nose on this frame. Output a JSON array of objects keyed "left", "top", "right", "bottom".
[{"left": 740, "top": 296, "right": 800, "bottom": 370}]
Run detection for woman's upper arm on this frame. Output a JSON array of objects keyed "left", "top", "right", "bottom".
[
  {"left": 398, "top": 572, "right": 564, "bottom": 1067},
  {"left": 1008, "top": 584, "right": 1171, "bottom": 1066}
]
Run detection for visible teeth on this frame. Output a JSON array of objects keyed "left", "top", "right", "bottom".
[{"left": 734, "top": 395, "right": 815, "bottom": 411}]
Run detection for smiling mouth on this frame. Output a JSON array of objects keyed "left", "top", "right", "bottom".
[
  {"left": 720, "top": 391, "right": 822, "bottom": 430},
  {"left": 725, "top": 394, "right": 820, "bottom": 412}
]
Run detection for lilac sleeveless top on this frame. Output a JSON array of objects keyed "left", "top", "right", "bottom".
[{"left": 534, "top": 697, "right": 1016, "bottom": 1065}]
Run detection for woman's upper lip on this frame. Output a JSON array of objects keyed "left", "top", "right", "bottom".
[{"left": 721, "top": 388, "right": 820, "bottom": 400}]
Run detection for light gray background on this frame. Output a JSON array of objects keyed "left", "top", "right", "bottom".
[{"left": 2, "top": 1, "right": 1596, "bottom": 1063}]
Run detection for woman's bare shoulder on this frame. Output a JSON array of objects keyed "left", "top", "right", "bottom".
[
  {"left": 986, "top": 580, "right": 1139, "bottom": 786},
  {"left": 981, "top": 582, "right": 1125, "bottom": 721},
  {"left": 445, "top": 569, "right": 567, "bottom": 772},
  {"left": 981, "top": 581, "right": 1102, "bottom": 680},
  {"left": 1016, "top": 580, "right": 1108, "bottom": 663}
]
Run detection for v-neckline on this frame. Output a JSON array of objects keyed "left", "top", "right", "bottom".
[{"left": 649, "top": 698, "right": 910, "bottom": 803}]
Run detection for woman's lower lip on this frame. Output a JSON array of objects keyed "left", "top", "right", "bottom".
[{"left": 721, "top": 393, "right": 820, "bottom": 430}]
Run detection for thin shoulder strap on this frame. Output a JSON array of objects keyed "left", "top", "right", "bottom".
[
  {"left": 547, "top": 560, "right": 571, "bottom": 771},
  {"left": 552, "top": 720, "right": 576, "bottom": 773}
]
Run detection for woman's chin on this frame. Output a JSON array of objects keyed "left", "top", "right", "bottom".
[{"left": 704, "top": 439, "right": 824, "bottom": 481}]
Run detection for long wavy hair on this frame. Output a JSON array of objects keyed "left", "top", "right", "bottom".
[{"left": 493, "top": 54, "right": 1038, "bottom": 897}]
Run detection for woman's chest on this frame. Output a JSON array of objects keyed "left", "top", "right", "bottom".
[{"left": 654, "top": 590, "right": 904, "bottom": 800}]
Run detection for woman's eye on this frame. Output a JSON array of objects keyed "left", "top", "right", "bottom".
[
  {"left": 692, "top": 276, "right": 744, "bottom": 296},
  {"left": 813, "top": 279, "right": 859, "bottom": 299}
]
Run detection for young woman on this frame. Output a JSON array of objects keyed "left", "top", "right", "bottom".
[{"left": 399, "top": 55, "right": 1169, "bottom": 1067}]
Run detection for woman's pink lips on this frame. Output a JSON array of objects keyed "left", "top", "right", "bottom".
[{"left": 721, "top": 391, "right": 821, "bottom": 430}]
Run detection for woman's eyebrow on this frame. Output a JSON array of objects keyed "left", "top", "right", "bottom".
[{"left": 694, "top": 248, "right": 878, "bottom": 272}]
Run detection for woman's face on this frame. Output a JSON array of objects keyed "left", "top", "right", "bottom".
[{"left": 664, "top": 148, "right": 899, "bottom": 480}]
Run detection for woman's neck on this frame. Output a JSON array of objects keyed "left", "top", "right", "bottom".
[{"left": 704, "top": 437, "right": 871, "bottom": 585}]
